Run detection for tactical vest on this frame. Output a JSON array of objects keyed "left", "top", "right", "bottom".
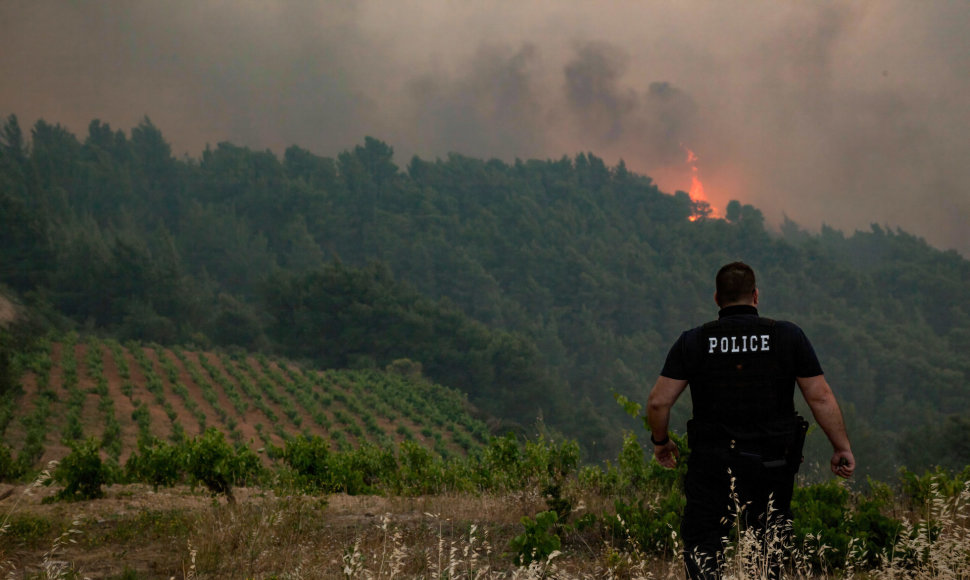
[{"left": 688, "top": 317, "right": 796, "bottom": 426}]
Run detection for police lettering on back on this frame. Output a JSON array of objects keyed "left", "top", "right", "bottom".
[{"left": 707, "top": 333, "right": 770, "bottom": 354}]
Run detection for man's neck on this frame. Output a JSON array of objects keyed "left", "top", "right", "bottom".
[{"left": 718, "top": 304, "right": 758, "bottom": 318}]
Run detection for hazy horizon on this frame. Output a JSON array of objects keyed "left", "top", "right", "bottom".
[{"left": 2, "top": 1, "right": 968, "bottom": 255}]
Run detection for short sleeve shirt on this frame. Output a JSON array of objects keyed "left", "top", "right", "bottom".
[{"left": 661, "top": 305, "right": 823, "bottom": 382}]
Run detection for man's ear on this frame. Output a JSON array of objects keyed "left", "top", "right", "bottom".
[
  {"left": 714, "top": 291, "right": 721, "bottom": 307},
  {"left": 752, "top": 288, "right": 759, "bottom": 306}
]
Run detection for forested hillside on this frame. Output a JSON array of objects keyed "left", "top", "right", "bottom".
[{"left": 1, "top": 115, "right": 968, "bottom": 481}]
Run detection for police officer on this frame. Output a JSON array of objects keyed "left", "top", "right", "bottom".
[{"left": 647, "top": 261, "right": 855, "bottom": 579}]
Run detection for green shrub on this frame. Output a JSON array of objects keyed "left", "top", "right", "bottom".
[
  {"left": 899, "top": 465, "right": 970, "bottom": 508},
  {"left": 471, "top": 433, "right": 584, "bottom": 493},
  {"left": 521, "top": 436, "right": 581, "bottom": 482},
  {"left": 395, "top": 424, "right": 413, "bottom": 440},
  {"left": 0, "top": 443, "right": 18, "bottom": 481},
  {"left": 328, "top": 443, "right": 397, "bottom": 495},
  {"left": 281, "top": 435, "right": 333, "bottom": 493},
  {"left": 125, "top": 438, "right": 186, "bottom": 490},
  {"left": 479, "top": 432, "right": 523, "bottom": 489},
  {"left": 102, "top": 416, "right": 123, "bottom": 460},
  {"left": 791, "top": 478, "right": 902, "bottom": 571},
  {"left": 589, "top": 431, "right": 687, "bottom": 554},
  {"left": 63, "top": 409, "right": 83, "bottom": 442},
  {"left": 509, "top": 510, "right": 561, "bottom": 566},
  {"left": 395, "top": 439, "right": 445, "bottom": 495},
  {"left": 51, "top": 437, "right": 109, "bottom": 501},
  {"left": 183, "top": 428, "right": 262, "bottom": 503},
  {"left": 609, "top": 489, "right": 685, "bottom": 554}
]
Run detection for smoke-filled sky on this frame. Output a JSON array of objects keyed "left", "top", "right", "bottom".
[{"left": 2, "top": 1, "right": 969, "bottom": 255}]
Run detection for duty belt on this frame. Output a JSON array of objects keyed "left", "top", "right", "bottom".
[{"left": 687, "top": 415, "right": 809, "bottom": 472}]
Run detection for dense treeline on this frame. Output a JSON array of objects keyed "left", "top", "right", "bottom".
[{"left": 1, "top": 114, "right": 968, "bottom": 480}]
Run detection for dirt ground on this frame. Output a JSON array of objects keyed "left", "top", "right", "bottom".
[{"left": 0, "top": 482, "right": 658, "bottom": 579}]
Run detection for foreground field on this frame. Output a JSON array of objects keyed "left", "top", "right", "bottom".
[
  {"left": 0, "top": 482, "right": 680, "bottom": 579},
  {"left": 2, "top": 473, "right": 969, "bottom": 580}
]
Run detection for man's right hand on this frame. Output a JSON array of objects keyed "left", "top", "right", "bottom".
[
  {"left": 831, "top": 450, "right": 855, "bottom": 478},
  {"left": 654, "top": 440, "right": 679, "bottom": 468}
]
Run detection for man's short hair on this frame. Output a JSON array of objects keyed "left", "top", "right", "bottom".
[{"left": 716, "top": 262, "right": 756, "bottom": 306}]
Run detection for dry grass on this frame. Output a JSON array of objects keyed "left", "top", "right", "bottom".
[
  {"left": 867, "top": 480, "right": 970, "bottom": 580},
  {"left": 0, "top": 461, "right": 89, "bottom": 579},
  {"left": 686, "top": 477, "right": 970, "bottom": 580},
  {"left": 0, "top": 478, "right": 967, "bottom": 579}
]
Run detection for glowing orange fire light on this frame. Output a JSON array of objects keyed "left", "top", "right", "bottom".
[{"left": 683, "top": 146, "right": 720, "bottom": 221}]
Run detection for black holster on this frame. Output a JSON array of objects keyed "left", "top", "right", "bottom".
[{"left": 688, "top": 414, "right": 810, "bottom": 473}]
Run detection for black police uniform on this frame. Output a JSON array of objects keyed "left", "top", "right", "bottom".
[{"left": 660, "top": 305, "right": 821, "bottom": 579}]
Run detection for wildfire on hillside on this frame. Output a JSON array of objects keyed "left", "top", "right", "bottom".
[{"left": 684, "top": 146, "right": 720, "bottom": 221}]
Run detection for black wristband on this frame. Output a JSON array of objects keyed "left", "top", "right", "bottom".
[{"left": 650, "top": 433, "right": 670, "bottom": 446}]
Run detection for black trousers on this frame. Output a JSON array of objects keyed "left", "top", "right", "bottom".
[{"left": 680, "top": 448, "right": 796, "bottom": 580}]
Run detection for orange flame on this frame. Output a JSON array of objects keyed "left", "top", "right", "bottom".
[{"left": 683, "top": 145, "right": 719, "bottom": 221}]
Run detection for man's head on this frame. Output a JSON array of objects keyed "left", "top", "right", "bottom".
[{"left": 715, "top": 261, "right": 758, "bottom": 307}]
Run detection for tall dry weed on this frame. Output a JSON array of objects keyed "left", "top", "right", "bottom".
[
  {"left": 37, "top": 515, "right": 84, "bottom": 580},
  {"left": 693, "top": 475, "right": 970, "bottom": 580},
  {"left": 337, "top": 511, "right": 687, "bottom": 579},
  {"left": 0, "top": 470, "right": 966, "bottom": 579},
  {"left": 189, "top": 495, "right": 329, "bottom": 578},
  {"left": 0, "top": 462, "right": 87, "bottom": 579},
  {"left": 871, "top": 479, "right": 970, "bottom": 579}
]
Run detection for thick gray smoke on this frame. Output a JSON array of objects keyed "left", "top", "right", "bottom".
[
  {"left": 406, "top": 43, "right": 546, "bottom": 160},
  {"left": 2, "top": 1, "right": 968, "bottom": 254},
  {"left": 562, "top": 43, "right": 698, "bottom": 166}
]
